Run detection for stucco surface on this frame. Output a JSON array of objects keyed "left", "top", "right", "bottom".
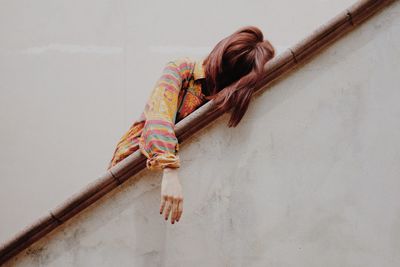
[
  {"left": 0, "top": 0, "right": 357, "bottom": 243},
  {"left": 4, "top": 1, "right": 400, "bottom": 266}
]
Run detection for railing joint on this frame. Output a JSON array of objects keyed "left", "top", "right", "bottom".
[
  {"left": 346, "top": 9, "right": 354, "bottom": 26},
  {"left": 109, "top": 169, "right": 122, "bottom": 185},
  {"left": 49, "top": 212, "right": 63, "bottom": 225},
  {"left": 289, "top": 48, "right": 298, "bottom": 64}
]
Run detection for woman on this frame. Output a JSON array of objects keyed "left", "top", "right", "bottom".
[{"left": 107, "top": 25, "right": 275, "bottom": 224}]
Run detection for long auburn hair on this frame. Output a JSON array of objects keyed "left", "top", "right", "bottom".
[{"left": 203, "top": 26, "right": 275, "bottom": 127}]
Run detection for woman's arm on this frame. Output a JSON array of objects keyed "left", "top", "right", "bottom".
[{"left": 139, "top": 57, "right": 194, "bottom": 224}]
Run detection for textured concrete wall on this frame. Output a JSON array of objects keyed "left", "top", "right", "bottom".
[
  {"left": 4, "top": 1, "right": 400, "bottom": 266},
  {"left": 0, "top": 0, "right": 357, "bottom": 243}
]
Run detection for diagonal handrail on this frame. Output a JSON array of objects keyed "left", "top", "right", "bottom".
[{"left": 0, "top": 0, "right": 395, "bottom": 264}]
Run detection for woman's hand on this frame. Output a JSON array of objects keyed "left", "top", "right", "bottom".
[{"left": 160, "top": 167, "right": 183, "bottom": 224}]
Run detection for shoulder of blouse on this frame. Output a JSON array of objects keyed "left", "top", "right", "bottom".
[
  {"left": 166, "top": 57, "right": 194, "bottom": 80},
  {"left": 167, "top": 57, "right": 205, "bottom": 82}
]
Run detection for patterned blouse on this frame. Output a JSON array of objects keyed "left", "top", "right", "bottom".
[{"left": 107, "top": 57, "right": 209, "bottom": 171}]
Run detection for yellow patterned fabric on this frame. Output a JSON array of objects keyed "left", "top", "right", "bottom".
[{"left": 107, "top": 57, "right": 207, "bottom": 171}]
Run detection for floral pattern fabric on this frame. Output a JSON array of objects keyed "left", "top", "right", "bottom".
[{"left": 107, "top": 57, "right": 207, "bottom": 171}]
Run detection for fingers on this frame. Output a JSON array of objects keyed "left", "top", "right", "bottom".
[
  {"left": 160, "top": 196, "right": 183, "bottom": 224},
  {"left": 163, "top": 196, "right": 173, "bottom": 221},
  {"left": 176, "top": 200, "right": 183, "bottom": 222},
  {"left": 171, "top": 197, "right": 183, "bottom": 224},
  {"left": 159, "top": 195, "right": 167, "bottom": 215},
  {"left": 171, "top": 199, "right": 179, "bottom": 224}
]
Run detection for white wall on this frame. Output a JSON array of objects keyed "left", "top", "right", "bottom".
[
  {"left": 0, "top": 0, "right": 357, "bottom": 243},
  {"left": 3, "top": 1, "right": 400, "bottom": 266}
]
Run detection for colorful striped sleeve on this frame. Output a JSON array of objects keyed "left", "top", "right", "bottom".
[{"left": 138, "top": 57, "right": 194, "bottom": 170}]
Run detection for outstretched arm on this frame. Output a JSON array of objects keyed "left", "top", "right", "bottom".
[{"left": 139, "top": 57, "right": 194, "bottom": 224}]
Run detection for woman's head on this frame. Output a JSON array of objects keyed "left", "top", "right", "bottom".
[{"left": 203, "top": 25, "right": 275, "bottom": 127}]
